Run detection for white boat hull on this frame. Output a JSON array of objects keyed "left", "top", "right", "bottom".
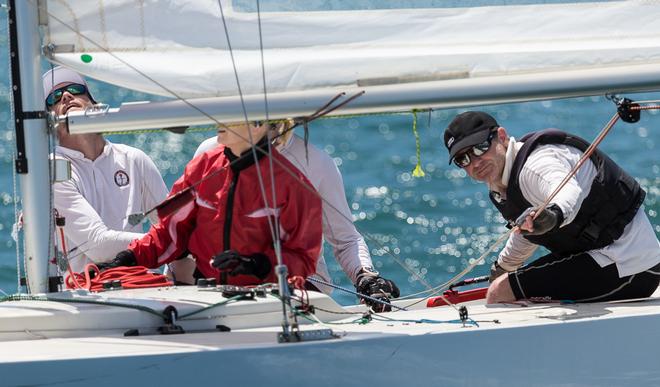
[{"left": 2, "top": 286, "right": 660, "bottom": 386}]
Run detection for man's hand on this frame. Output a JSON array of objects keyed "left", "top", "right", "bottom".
[
  {"left": 355, "top": 268, "right": 400, "bottom": 313},
  {"left": 489, "top": 260, "right": 508, "bottom": 282},
  {"left": 516, "top": 204, "right": 564, "bottom": 236},
  {"left": 212, "top": 250, "right": 271, "bottom": 280},
  {"left": 97, "top": 249, "right": 137, "bottom": 271}
]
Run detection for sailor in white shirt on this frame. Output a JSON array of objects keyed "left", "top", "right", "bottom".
[
  {"left": 444, "top": 111, "right": 660, "bottom": 304},
  {"left": 43, "top": 67, "right": 168, "bottom": 273},
  {"left": 178, "top": 120, "right": 399, "bottom": 311}
]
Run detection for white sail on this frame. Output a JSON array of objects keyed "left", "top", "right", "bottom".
[
  {"left": 44, "top": 0, "right": 660, "bottom": 101},
  {"left": 4, "top": 2, "right": 660, "bottom": 385}
]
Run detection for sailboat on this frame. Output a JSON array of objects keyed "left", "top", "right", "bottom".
[{"left": 2, "top": 1, "right": 660, "bottom": 386}]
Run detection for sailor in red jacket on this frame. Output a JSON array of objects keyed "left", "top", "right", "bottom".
[{"left": 107, "top": 121, "right": 323, "bottom": 285}]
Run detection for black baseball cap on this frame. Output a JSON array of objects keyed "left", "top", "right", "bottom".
[{"left": 444, "top": 111, "right": 499, "bottom": 164}]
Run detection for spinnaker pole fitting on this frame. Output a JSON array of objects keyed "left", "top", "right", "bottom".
[{"left": 607, "top": 94, "right": 641, "bottom": 123}]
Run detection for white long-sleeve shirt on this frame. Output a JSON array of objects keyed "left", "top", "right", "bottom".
[
  {"left": 494, "top": 137, "right": 660, "bottom": 277},
  {"left": 54, "top": 141, "right": 168, "bottom": 272},
  {"left": 195, "top": 135, "right": 373, "bottom": 291}
]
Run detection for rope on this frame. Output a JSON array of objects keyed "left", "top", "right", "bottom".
[
  {"left": 0, "top": 293, "right": 166, "bottom": 319},
  {"left": 633, "top": 105, "right": 660, "bottom": 111},
  {"left": 532, "top": 112, "right": 619, "bottom": 218},
  {"left": 288, "top": 275, "right": 313, "bottom": 313},
  {"left": 625, "top": 98, "right": 660, "bottom": 105},
  {"left": 370, "top": 313, "right": 479, "bottom": 327},
  {"left": 294, "top": 310, "right": 370, "bottom": 325},
  {"left": 64, "top": 263, "right": 171, "bottom": 292},
  {"left": 0, "top": 292, "right": 244, "bottom": 322},
  {"left": 177, "top": 295, "right": 243, "bottom": 320},
  {"left": 291, "top": 300, "right": 479, "bottom": 327},
  {"left": 411, "top": 110, "right": 425, "bottom": 177},
  {"left": 58, "top": 223, "right": 84, "bottom": 290},
  {"left": 306, "top": 276, "right": 408, "bottom": 311}
]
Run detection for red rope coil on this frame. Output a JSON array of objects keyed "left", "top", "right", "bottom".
[{"left": 65, "top": 264, "right": 172, "bottom": 292}]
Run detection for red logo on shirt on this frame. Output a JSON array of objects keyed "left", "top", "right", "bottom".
[{"left": 114, "top": 170, "right": 130, "bottom": 187}]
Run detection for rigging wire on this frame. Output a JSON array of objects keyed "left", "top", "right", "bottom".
[
  {"left": 249, "top": 0, "right": 292, "bottom": 334},
  {"left": 306, "top": 276, "right": 408, "bottom": 312},
  {"left": 253, "top": 1, "right": 287, "bottom": 294},
  {"left": 214, "top": 0, "right": 280, "bottom": 256},
  {"left": 255, "top": 0, "right": 282, "bottom": 256}
]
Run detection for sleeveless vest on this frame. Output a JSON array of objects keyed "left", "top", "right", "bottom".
[{"left": 490, "top": 129, "right": 645, "bottom": 255}]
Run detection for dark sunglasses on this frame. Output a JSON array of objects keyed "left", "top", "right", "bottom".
[
  {"left": 46, "top": 83, "right": 88, "bottom": 107},
  {"left": 453, "top": 130, "right": 497, "bottom": 168}
]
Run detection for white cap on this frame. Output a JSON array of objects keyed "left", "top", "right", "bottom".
[{"left": 42, "top": 66, "right": 95, "bottom": 103}]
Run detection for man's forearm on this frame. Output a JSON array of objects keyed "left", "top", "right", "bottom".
[{"left": 498, "top": 232, "right": 539, "bottom": 270}]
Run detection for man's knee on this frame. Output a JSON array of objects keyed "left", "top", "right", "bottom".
[
  {"left": 166, "top": 256, "right": 197, "bottom": 285},
  {"left": 486, "top": 274, "right": 516, "bottom": 304}
]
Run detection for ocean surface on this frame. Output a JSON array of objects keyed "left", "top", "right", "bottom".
[{"left": 0, "top": 2, "right": 658, "bottom": 305}]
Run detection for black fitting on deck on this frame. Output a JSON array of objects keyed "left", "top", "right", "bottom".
[
  {"left": 158, "top": 305, "right": 185, "bottom": 335},
  {"left": 459, "top": 306, "right": 469, "bottom": 326}
]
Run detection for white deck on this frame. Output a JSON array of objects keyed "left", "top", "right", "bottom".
[{"left": 2, "top": 286, "right": 660, "bottom": 386}]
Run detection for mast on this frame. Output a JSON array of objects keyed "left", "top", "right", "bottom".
[{"left": 9, "top": 0, "right": 52, "bottom": 294}]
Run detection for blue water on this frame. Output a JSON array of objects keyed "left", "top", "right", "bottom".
[{"left": 0, "top": 2, "right": 658, "bottom": 305}]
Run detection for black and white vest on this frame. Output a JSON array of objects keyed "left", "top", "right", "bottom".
[{"left": 490, "top": 129, "right": 645, "bottom": 255}]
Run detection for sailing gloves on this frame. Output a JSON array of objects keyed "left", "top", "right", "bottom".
[
  {"left": 515, "top": 204, "right": 564, "bottom": 236},
  {"left": 355, "top": 268, "right": 400, "bottom": 313},
  {"left": 212, "top": 250, "right": 272, "bottom": 280},
  {"left": 97, "top": 249, "right": 137, "bottom": 271}
]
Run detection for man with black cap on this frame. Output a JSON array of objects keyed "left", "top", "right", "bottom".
[
  {"left": 43, "top": 66, "right": 168, "bottom": 273},
  {"left": 444, "top": 111, "right": 660, "bottom": 304}
]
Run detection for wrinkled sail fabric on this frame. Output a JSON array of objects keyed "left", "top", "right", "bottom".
[{"left": 44, "top": 0, "right": 660, "bottom": 100}]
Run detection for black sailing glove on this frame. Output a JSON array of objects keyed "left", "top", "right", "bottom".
[
  {"left": 212, "top": 250, "right": 272, "bottom": 280},
  {"left": 355, "top": 269, "right": 400, "bottom": 313},
  {"left": 97, "top": 249, "right": 137, "bottom": 271},
  {"left": 516, "top": 204, "right": 564, "bottom": 236}
]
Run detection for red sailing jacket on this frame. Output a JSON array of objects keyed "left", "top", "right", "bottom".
[{"left": 129, "top": 140, "right": 322, "bottom": 285}]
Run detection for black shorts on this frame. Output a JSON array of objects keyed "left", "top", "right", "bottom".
[{"left": 508, "top": 252, "right": 660, "bottom": 302}]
